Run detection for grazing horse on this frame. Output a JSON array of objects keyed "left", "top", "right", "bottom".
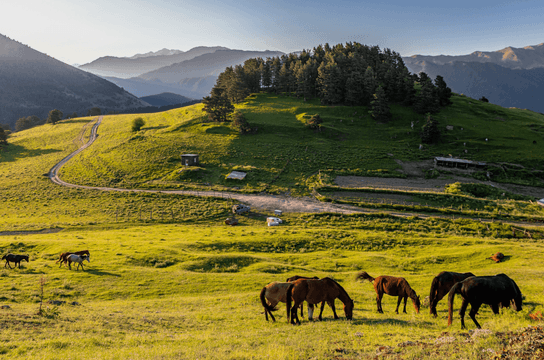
[
  {"left": 67, "top": 254, "right": 90, "bottom": 271},
  {"left": 288, "top": 277, "right": 354, "bottom": 325},
  {"left": 448, "top": 273, "right": 522, "bottom": 329},
  {"left": 259, "top": 276, "right": 319, "bottom": 322},
  {"left": 487, "top": 252, "right": 505, "bottom": 263},
  {"left": 357, "top": 271, "right": 421, "bottom": 314},
  {"left": 56, "top": 250, "right": 90, "bottom": 268},
  {"left": 429, "top": 271, "right": 475, "bottom": 317},
  {"left": 2, "top": 254, "right": 29, "bottom": 269}
]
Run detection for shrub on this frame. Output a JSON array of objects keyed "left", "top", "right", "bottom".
[
  {"left": 132, "top": 117, "right": 145, "bottom": 132},
  {"left": 306, "top": 114, "right": 323, "bottom": 130},
  {"left": 421, "top": 113, "right": 440, "bottom": 144},
  {"left": 231, "top": 111, "right": 252, "bottom": 134}
]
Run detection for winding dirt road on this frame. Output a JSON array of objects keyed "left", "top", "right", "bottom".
[{"left": 48, "top": 116, "right": 363, "bottom": 215}]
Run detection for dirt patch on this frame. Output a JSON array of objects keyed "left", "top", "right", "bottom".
[
  {"left": 335, "top": 175, "right": 544, "bottom": 199},
  {"left": 0, "top": 228, "right": 64, "bottom": 237},
  {"left": 330, "top": 191, "right": 420, "bottom": 206},
  {"left": 394, "top": 159, "right": 434, "bottom": 177}
]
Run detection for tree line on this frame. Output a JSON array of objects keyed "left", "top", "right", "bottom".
[{"left": 204, "top": 42, "right": 452, "bottom": 123}]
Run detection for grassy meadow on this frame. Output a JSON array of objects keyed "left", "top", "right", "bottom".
[{"left": 1, "top": 94, "right": 544, "bottom": 359}]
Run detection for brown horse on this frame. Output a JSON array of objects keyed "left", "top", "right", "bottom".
[
  {"left": 429, "top": 271, "right": 475, "bottom": 317},
  {"left": 56, "top": 250, "right": 90, "bottom": 268},
  {"left": 487, "top": 252, "right": 505, "bottom": 263},
  {"left": 448, "top": 273, "right": 522, "bottom": 329},
  {"left": 259, "top": 276, "right": 319, "bottom": 322},
  {"left": 287, "top": 277, "right": 354, "bottom": 325},
  {"left": 2, "top": 254, "right": 29, "bottom": 269},
  {"left": 357, "top": 271, "right": 420, "bottom": 314}
]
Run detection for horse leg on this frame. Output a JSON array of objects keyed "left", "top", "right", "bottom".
[
  {"left": 308, "top": 303, "right": 314, "bottom": 321},
  {"left": 491, "top": 303, "right": 500, "bottom": 315},
  {"left": 318, "top": 301, "right": 326, "bottom": 320},
  {"left": 403, "top": 296, "right": 408, "bottom": 314},
  {"left": 290, "top": 302, "right": 300, "bottom": 325},
  {"left": 469, "top": 303, "right": 482, "bottom": 329},
  {"left": 458, "top": 298, "right": 469, "bottom": 329},
  {"left": 301, "top": 302, "right": 305, "bottom": 318},
  {"left": 329, "top": 301, "right": 339, "bottom": 319},
  {"left": 377, "top": 291, "right": 384, "bottom": 313},
  {"left": 395, "top": 296, "right": 401, "bottom": 314}
]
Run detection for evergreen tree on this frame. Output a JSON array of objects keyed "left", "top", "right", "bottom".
[
  {"left": 278, "top": 63, "right": 290, "bottom": 93},
  {"left": 0, "top": 127, "right": 7, "bottom": 145},
  {"left": 362, "top": 66, "right": 377, "bottom": 106},
  {"left": 202, "top": 87, "right": 234, "bottom": 122},
  {"left": 414, "top": 78, "right": 440, "bottom": 114},
  {"left": 46, "top": 109, "right": 63, "bottom": 125},
  {"left": 317, "top": 54, "right": 343, "bottom": 104},
  {"left": 270, "top": 57, "right": 282, "bottom": 93},
  {"left": 434, "top": 75, "right": 452, "bottom": 106},
  {"left": 369, "top": 86, "right": 392, "bottom": 122},
  {"left": 231, "top": 111, "right": 252, "bottom": 134},
  {"left": 421, "top": 113, "right": 440, "bottom": 144},
  {"left": 261, "top": 60, "right": 272, "bottom": 90}
]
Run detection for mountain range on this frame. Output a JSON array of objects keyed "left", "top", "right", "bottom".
[
  {"left": 80, "top": 48, "right": 285, "bottom": 98},
  {"left": 403, "top": 43, "right": 544, "bottom": 113},
  {"left": 0, "top": 34, "right": 149, "bottom": 130}
]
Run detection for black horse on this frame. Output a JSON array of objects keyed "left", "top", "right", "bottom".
[
  {"left": 429, "top": 271, "right": 475, "bottom": 317},
  {"left": 2, "top": 254, "right": 29, "bottom": 269},
  {"left": 448, "top": 274, "right": 522, "bottom": 329}
]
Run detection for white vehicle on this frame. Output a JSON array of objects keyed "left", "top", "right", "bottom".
[{"left": 232, "top": 204, "right": 251, "bottom": 214}]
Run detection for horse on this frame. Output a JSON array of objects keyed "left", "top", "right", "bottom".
[
  {"left": 429, "top": 271, "right": 475, "bottom": 317},
  {"left": 487, "top": 252, "right": 505, "bottom": 263},
  {"left": 259, "top": 276, "right": 319, "bottom": 322},
  {"left": 2, "top": 254, "right": 29, "bottom": 269},
  {"left": 56, "top": 250, "right": 90, "bottom": 268},
  {"left": 67, "top": 254, "right": 90, "bottom": 271},
  {"left": 448, "top": 273, "right": 522, "bottom": 329},
  {"left": 287, "top": 277, "right": 354, "bottom": 325},
  {"left": 357, "top": 271, "right": 420, "bottom": 314}
]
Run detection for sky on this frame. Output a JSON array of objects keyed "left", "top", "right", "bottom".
[{"left": 2, "top": 0, "right": 544, "bottom": 65}]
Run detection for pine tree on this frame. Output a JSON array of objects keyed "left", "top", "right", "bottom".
[
  {"left": 414, "top": 78, "right": 440, "bottom": 114},
  {"left": 369, "top": 86, "right": 392, "bottom": 122},
  {"left": 421, "top": 113, "right": 440, "bottom": 144},
  {"left": 261, "top": 60, "right": 272, "bottom": 90},
  {"left": 434, "top": 75, "right": 452, "bottom": 106},
  {"left": 202, "top": 87, "right": 234, "bottom": 122},
  {"left": 362, "top": 66, "right": 377, "bottom": 106}
]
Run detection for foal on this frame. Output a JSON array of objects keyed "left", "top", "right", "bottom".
[
  {"left": 357, "top": 271, "right": 420, "bottom": 314},
  {"left": 67, "top": 254, "right": 90, "bottom": 271}
]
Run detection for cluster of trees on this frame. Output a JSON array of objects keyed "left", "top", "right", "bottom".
[{"left": 205, "top": 42, "right": 452, "bottom": 122}]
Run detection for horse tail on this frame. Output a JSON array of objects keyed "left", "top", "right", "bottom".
[
  {"left": 286, "top": 283, "right": 294, "bottom": 323},
  {"left": 447, "top": 282, "right": 462, "bottom": 326},
  {"left": 259, "top": 287, "right": 276, "bottom": 314},
  {"left": 356, "top": 271, "right": 375, "bottom": 283},
  {"left": 429, "top": 276, "right": 440, "bottom": 316}
]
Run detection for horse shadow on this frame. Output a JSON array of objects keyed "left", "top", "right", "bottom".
[
  {"left": 349, "top": 317, "right": 433, "bottom": 327},
  {"left": 85, "top": 269, "right": 121, "bottom": 277}
]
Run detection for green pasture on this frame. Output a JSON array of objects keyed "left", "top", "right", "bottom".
[{"left": 1, "top": 223, "right": 543, "bottom": 359}]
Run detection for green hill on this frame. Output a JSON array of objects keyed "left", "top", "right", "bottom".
[{"left": 56, "top": 92, "right": 544, "bottom": 195}]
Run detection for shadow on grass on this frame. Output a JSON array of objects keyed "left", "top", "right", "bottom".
[
  {"left": 86, "top": 269, "right": 121, "bottom": 277},
  {"left": 349, "top": 317, "right": 433, "bottom": 327},
  {"left": 0, "top": 144, "right": 61, "bottom": 163}
]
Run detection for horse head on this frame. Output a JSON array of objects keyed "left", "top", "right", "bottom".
[
  {"left": 412, "top": 293, "right": 421, "bottom": 314},
  {"left": 343, "top": 298, "right": 354, "bottom": 320}
]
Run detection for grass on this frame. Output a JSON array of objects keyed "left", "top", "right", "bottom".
[{"left": 1, "top": 94, "right": 544, "bottom": 359}]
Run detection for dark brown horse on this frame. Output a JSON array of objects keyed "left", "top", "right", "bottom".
[
  {"left": 287, "top": 277, "right": 354, "bottom": 325},
  {"left": 429, "top": 271, "right": 475, "bottom": 317},
  {"left": 448, "top": 273, "right": 522, "bottom": 329},
  {"left": 357, "top": 271, "right": 420, "bottom": 314},
  {"left": 259, "top": 276, "right": 319, "bottom": 322},
  {"left": 2, "top": 254, "right": 29, "bottom": 269},
  {"left": 56, "top": 250, "right": 90, "bottom": 268}
]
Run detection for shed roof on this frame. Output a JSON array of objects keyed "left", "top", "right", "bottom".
[{"left": 434, "top": 157, "right": 486, "bottom": 166}]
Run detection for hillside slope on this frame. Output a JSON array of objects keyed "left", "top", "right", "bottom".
[{"left": 0, "top": 34, "right": 149, "bottom": 129}]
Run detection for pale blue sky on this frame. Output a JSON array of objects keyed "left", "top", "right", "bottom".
[{"left": 3, "top": 0, "right": 543, "bottom": 65}]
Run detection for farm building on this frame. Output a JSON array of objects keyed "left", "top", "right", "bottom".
[
  {"left": 181, "top": 154, "right": 199, "bottom": 166},
  {"left": 434, "top": 157, "right": 486, "bottom": 169}
]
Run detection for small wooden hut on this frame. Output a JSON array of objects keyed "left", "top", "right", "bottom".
[{"left": 181, "top": 154, "right": 199, "bottom": 166}]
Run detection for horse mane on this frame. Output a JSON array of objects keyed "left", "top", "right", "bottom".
[{"left": 324, "top": 277, "right": 351, "bottom": 301}]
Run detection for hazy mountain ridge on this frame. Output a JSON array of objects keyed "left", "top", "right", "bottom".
[
  {"left": 403, "top": 42, "right": 544, "bottom": 113},
  {"left": 137, "top": 49, "right": 285, "bottom": 83},
  {"left": 79, "top": 46, "right": 230, "bottom": 78},
  {"left": 405, "top": 43, "right": 544, "bottom": 70},
  {"left": 0, "top": 34, "right": 149, "bottom": 129},
  {"left": 139, "top": 92, "right": 194, "bottom": 107}
]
